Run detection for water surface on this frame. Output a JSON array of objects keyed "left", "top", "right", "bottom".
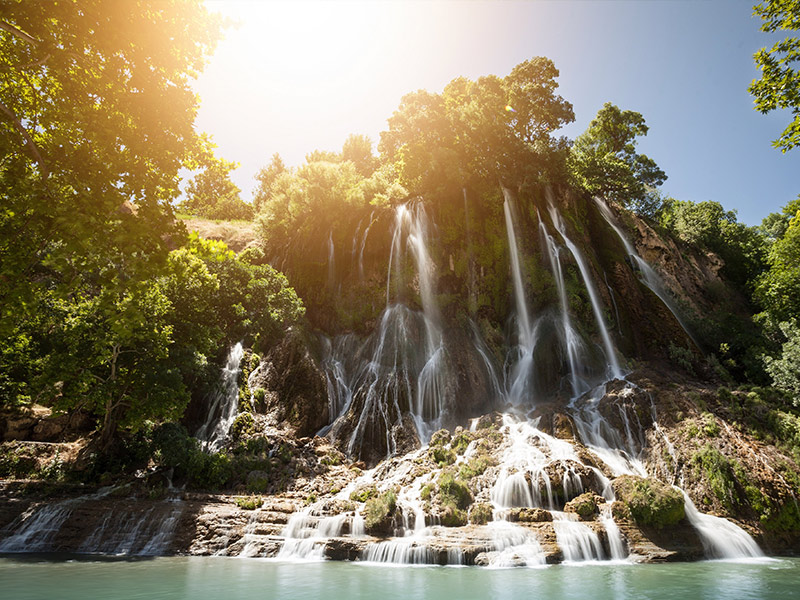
[{"left": 0, "top": 556, "right": 797, "bottom": 600}]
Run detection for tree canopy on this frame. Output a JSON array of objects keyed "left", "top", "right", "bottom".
[
  {"left": 569, "top": 102, "right": 667, "bottom": 214},
  {"left": 749, "top": 0, "right": 800, "bottom": 152}
]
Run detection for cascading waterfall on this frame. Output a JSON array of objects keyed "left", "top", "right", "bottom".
[
  {"left": 502, "top": 188, "right": 538, "bottom": 406},
  {"left": 594, "top": 197, "right": 699, "bottom": 347},
  {"left": 196, "top": 342, "right": 245, "bottom": 453},
  {"left": 548, "top": 203, "right": 623, "bottom": 380},
  {"left": 539, "top": 217, "right": 590, "bottom": 398},
  {"left": 681, "top": 491, "right": 764, "bottom": 559}
]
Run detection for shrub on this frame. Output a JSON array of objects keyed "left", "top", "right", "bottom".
[
  {"left": 438, "top": 471, "right": 473, "bottom": 510},
  {"left": 365, "top": 489, "right": 397, "bottom": 533},
  {"left": 230, "top": 412, "right": 255, "bottom": 440},
  {"left": 236, "top": 496, "right": 263, "bottom": 510},
  {"left": 613, "top": 475, "right": 685, "bottom": 529},
  {"left": 469, "top": 502, "right": 494, "bottom": 525},
  {"left": 350, "top": 485, "right": 378, "bottom": 503},
  {"left": 430, "top": 446, "right": 456, "bottom": 466}
]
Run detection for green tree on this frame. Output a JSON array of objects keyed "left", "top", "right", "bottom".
[
  {"left": 763, "top": 319, "right": 800, "bottom": 402},
  {"left": 761, "top": 195, "right": 800, "bottom": 240},
  {"left": 0, "top": 1, "right": 221, "bottom": 330},
  {"left": 756, "top": 209, "right": 800, "bottom": 321},
  {"left": 181, "top": 148, "right": 252, "bottom": 220},
  {"left": 749, "top": 0, "right": 800, "bottom": 152},
  {"left": 341, "top": 133, "right": 379, "bottom": 177},
  {"left": 569, "top": 102, "right": 667, "bottom": 213},
  {"left": 379, "top": 57, "right": 574, "bottom": 195},
  {"left": 254, "top": 153, "right": 287, "bottom": 212}
]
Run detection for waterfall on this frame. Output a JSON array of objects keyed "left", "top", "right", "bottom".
[
  {"left": 502, "top": 188, "right": 538, "bottom": 406},
  {"left": 681, "top": 491, "right": 764, "bottom": 560},
  {"left": 552, "top": 512, "right": 606, "bottom": 562},
  {"left": 593, "top": 198, "right": 699, "bottom": 347},
  {"left": 196, "top": 342, "right": 245, "bottom": 453},
  {"left": 327, "top": 231, "right": 336, "bottom": 289},
  {"left": 539, "top": 218, "right": 590, "bottom": 398},
  {"left": 548, "top": 204, "right": 622, "bottom": 380},
  {"left": 0, "top": 499, "right": 78, "bottom": 552}
]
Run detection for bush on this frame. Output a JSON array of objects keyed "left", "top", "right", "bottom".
[
  {"left": 469, "top": 502, "right": 494, "bottom": 525},
  {"left": 438, "top": 471, "right": 473, "bottom": 510},
  {"left": 430, "top": 446, "right": 456, "bottom": 466},
  {"left": 350, "top": 485, "right": 378, "bottom": 503},
  {"left": 236, "top": 496, "right": 263, "bottom": 510},
  {"left": 364, "top": 489, "right": 397, "bottom": 534},
  {"left": 230, "top": 412, "right": 255, "bottom": 440},
  {"left": 613, "top": 475, "right": 685, "bottom": 529}
]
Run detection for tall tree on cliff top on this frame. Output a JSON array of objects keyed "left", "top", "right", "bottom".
[
  {"left": 0, "top": 1, "right": 222, "bottom": 326},
  {"left": 749, "top": 0, "right": 800, "bottom": 152},
  {"left": 569, "top": 102, "right": 667, "bottom": 215},
  {"left": 379, "top": 57, "right": 574, "bottom": 196}
]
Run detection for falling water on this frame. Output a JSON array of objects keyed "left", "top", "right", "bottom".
[
  {"left": 548, "top": 204, "right": 622, "bottom": 379},
  {"left": 681, "top": 491, "right": 763, "bottom": 559},
  {"left": 539, "top": 218, "right": 590, "bottom": 398},
  {"left": 196, "top": 342, "right": 245, "bottom": 453},
  {"left": 327, "top": 231, "right": 336, "bottom": 289},
  {"left": 594, "top": 198, "right": 699, "bottom": 347}
]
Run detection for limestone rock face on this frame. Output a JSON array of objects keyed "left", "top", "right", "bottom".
[{"left": 251, "top": 328, "right": 329, "bottom": 437}]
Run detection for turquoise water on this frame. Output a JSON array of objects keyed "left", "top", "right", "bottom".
[{"left": 0, "top": 556, "right": 797, "bottom": 600}]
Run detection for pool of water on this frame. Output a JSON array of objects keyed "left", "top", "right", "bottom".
[{"left": 0, "top": 555, "right": 797, "bottom": 600}]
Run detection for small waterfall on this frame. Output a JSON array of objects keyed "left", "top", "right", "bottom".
[
  {"left": 502, "top": 188, "right": 537, "bottom": 406},
  {"left": 569, "top": 383, "right": 648, "bottom": 477},
  {"left": 357, "top": 212, "right": 374, "bottom": 280},
  {"left": 0, "top": 499, "right": 79, "bottom": 552},
  {"left": 681, "top": 491, "right": 763, "bottom": 559},
  {"left": 593, "top": 198, "right": 699, "bottom": 347},
  {"left": 484, "top": 520, "right": 547, "bottom": 567},
  {"left": 539, "top": 218, "right": 590, "bottom": 398},
  {"left": 600, "top": 505, "right": 628, "bottom": 560},
  {"left": 327, "top": 231, "right": 336, "bottom": 289},
  {"left": 552, "top": 512, "right": 605, "bottom": 562},
  {"left": 196, "top": 342, "right": 245, "bottom": 453},
  {"left": 548, "top": 204, "right": 622, "bottom": 380}
]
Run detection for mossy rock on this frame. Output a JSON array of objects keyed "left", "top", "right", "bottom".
[
  {"left": 469, "top": 502, "right": 494, "bottom": 525},
  {"left": 430, "top": 429, "right": 451, "bottom": 447},
  {"left": 506, "top": 507, "right": 552, "bottom": 523},
  {"left": 430, "top": 446, "right": 456, "bottom": 466},
  {"left": 364, "top": 489, "right": 397, "bottom": 536},
  {"left": 613, "top": 475, "right": 685, "bottom": 529},
  {"left": 438, "top": 471, "right": 473, "bottom": 509},
  {"left": 349, "top": 484, "right": 378, "bottom": 503},
  {"left": 564, "top": 492, "right": 600, "bottom": 521},
  {"left": 440, "top": 504, "right": 468, "bottom": 527}
]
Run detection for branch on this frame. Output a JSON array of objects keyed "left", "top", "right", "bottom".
[
  {"left": 0, "top": 98, "right": 49, "bottom": 178},
  {"left": 0, "top": 20, "right": 38, "bottom": 46},
  {"left": 1, "top": 53, "right": 51, "bottom": 71}
]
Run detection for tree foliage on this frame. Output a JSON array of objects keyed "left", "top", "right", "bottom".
[
  {"left": 181, "top": 141, "right": 253, "bottom": 220},
  {"left": 756, "top": 208, "right": 800, "bottom": 321},
  {"left": 749, "top": 0, "right": 800, "bottom": 152},
  {"left": 0, "top": 1, "right": 222, "bottom": 321},
  {"left": 379, "top": 57, "right": 574, "bottom": 195},
  {"left": 569, "top": 102, "right": 667, "bottom": 213}
]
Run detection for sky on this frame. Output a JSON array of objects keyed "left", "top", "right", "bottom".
[{"left": 193, "top": 0, "right": 798, "bottom": 226}]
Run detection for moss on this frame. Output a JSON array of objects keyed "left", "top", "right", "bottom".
[
  {"left": 439, "top": 504, "right": 468, "bottom": 527},
  {"left": 230, "top": 412, "right": 255, "bottom": 440},
  {"left": 699, "top": 412, "right": 720, "bottom": 437},
  {"left": 235, "top": 495, "right": 263, "bottom": 510},
  {"left": 458, "top": 454, "right": 495, "bottom": 480},
  {"left": 350, "top": 485, "right": 378, "bottom": 503},
  {"left": 691, "top": 444, "right": 738, "bottom": 511},
  {"left": 430, "top": 446, "right": 456, "bottom": 467},
  {"left": 364, "top": 489, "right": 397, "bottom": 532},
  {"left": 613, "top": 475, "right": 685, "bottom": 529},
  {"left": 438, "top": 471, "right": 473, "bottom": 510},
  {"left": 565, "top": 492, "right": 599, "bottom": 520},
  {"left": 451, "top": 431, "right": 473, "bottom": 455},
  {"left": 429, "top": 429, "right": 451, "bottom": 447},
  {"left": 420, "top": 483, "right": 433, "bottom": 501},
  {"left": 469, "top": 502, "right": 493, "bottom": 525}
]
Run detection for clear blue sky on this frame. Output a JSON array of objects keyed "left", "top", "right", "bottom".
[{"left": 195, "top": 0, "right": 797, "bottom": 225}]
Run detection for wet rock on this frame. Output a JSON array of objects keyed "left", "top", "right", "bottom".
[
  {"left": 506, "top": 507, "right": 553, "bottom": 523},
  {"left": 251, "top": 328, "right": 329, "bottom": 437},
  {"left": 564, "top": 492, "right": 603, "bottom": 521}
]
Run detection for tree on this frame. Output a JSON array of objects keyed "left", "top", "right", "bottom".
[
  {"left": 379, "top": 57, "right": 574, "bottom": 194},
  {"left": 342, "top": 134, "right": 379, "bottom": 177},
  {"left": 569, "top": 102, "right": 667, "bottom": 212},
  {"left": 181, "top": 148, "right": 253, "bottom": 221},
  {"left": 254, "top": 153, "right": 287, "bottom": 212},
  {"left": 763, "top": 319, "right": 800, "bottom": 402},
  {"left": 756, "top": 208, "right": 800, "bottom": 321},
  {"left": 749, "top": 0, "right": 800, "bottom": 152},
  {"left": 761, "top": 195, "right": 800, "bottom": 240},
  {"left": 0, "top": 1, "right": 222, "bottom": 329}
]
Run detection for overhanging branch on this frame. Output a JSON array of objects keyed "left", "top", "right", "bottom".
[{"left": 0, "top": 98, "right": 49, "bottom": 178}]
